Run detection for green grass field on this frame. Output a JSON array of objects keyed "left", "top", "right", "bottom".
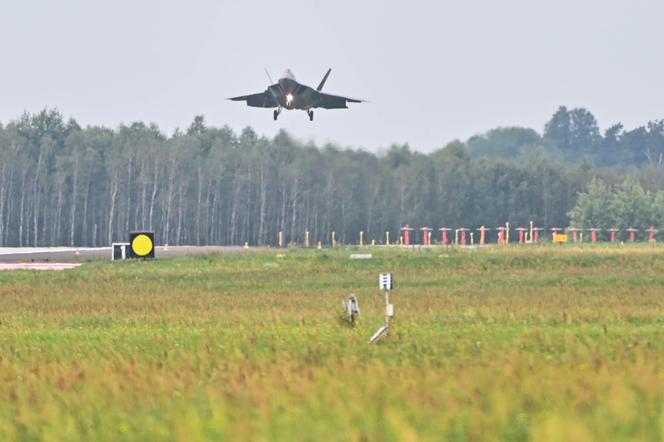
[{"left": 1, "top": 245, "right": 664, "bottom": 441}]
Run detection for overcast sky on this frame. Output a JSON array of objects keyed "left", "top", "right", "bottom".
[{"left": 1, "top": 0, "right": 662, "bottom": 152}]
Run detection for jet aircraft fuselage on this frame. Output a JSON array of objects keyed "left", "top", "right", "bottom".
[{"left": 229, "top": 68, "right": 363, "bottom": 121}]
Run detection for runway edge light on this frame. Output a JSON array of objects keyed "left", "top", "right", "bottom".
[{"left": 128, "top": 231, "right": 155, "bottom": 259}]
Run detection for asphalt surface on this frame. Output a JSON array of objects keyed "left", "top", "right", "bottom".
[{"left": 0, "top": 246, "right": 265, "bottom": 262}]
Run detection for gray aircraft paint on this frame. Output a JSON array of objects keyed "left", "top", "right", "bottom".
[{"left": 229, "top": 68, "right": 363, "bottom": 121}]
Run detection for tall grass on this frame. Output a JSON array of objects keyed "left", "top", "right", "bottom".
[{"left": 1, "top": 245, "right": 663, "bottom": 441}]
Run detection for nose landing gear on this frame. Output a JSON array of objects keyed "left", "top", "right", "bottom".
[
  {"left": 307, "top": 109, "right": 314, "bottom": 121},
  {"left": 273, "top": 108, "right": 282, "bottom": 121}
]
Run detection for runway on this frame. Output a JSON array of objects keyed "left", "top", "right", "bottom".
[
  {"left": 0, "top": 262, "right": 83, "bottom": 271},
  {"left": 0, "top": 246, "right": 264, "bottom": 263}
]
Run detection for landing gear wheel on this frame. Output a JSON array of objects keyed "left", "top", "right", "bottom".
[
  {"left": 273, "top": 109, "right": 279, "bottom": 121},
  {"left": 308, "top": 110, "right": 314, "bottom": 121}
]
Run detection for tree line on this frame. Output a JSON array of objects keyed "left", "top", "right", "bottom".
[
  {"left": 569, "top": 178, "right": 664, "bottom": 236},
  {"left": 0, "top": 108, "right": 663, "bottom": 247},
  {"left": 467, "top": 106, "right": 664, "bottom": 168}
]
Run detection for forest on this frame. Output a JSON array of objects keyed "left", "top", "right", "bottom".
[{"left": 1, "top": 107, "right": 663, "bottom": 247}]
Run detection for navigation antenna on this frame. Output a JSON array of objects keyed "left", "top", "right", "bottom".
[{"left": 264, "top": 68, "right": 275, "bottom": 86}]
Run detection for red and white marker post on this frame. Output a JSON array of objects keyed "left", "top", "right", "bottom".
[
  {"left": 646, "top": 225, "right": 657, "bottom": 242},
  {"left": 458, "top": 227, "right": 469, "bottom": 246},
  {"left": 400, "top": 224, "right": 413, "bottom": 246},
  {"left": 568, "top": 227, "right": 580, "bottom": 243},
  {"left": 608, "top": 228, "right": 619, "bottom": 243},
  {"left": 516, "top": 227, "right": 527, "bottom": 244},
  {"left": 533, "top": 227, "right": 543, "bottom": 243},
  {"left": 420, "top": 227, "right": 432, "bottom": 246},
  {"left": 496, "top": 226, "right": 506, "bottom": 245},
  {"left": 627, "top": 228, "right": 637, "bottom": 242},
  {"left": 439, "top": 227, "right": 452, "bottom": 246},
  {"left": 476, "top": 226, "right": 490, "bottom": 245},
  {"left": 588, "top": 228, "right": 600, "bottom": 243}
]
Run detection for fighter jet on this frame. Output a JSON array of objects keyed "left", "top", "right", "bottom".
[{"left": 228, "top": 68, "right": 363, "bottom": 121}]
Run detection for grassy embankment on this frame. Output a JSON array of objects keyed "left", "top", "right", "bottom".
[{"left": 1, "top": 244, "right": 663, "bottom": 441}]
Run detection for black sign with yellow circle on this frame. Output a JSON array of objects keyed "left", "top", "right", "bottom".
[{"left": 129, "top": 231, "right": 155, "bottom": 259}]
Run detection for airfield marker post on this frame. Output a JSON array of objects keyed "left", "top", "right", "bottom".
[
  {"left": 420, "top": 227, "right": 432, "bottom": 246},
  {"left": 477, "top": 226, "right": 489, "bottom": 245},
  {"left": 459, "top": 228, "right": 468, "bottom": 246},
  {"left": 533, "top": 227, "right": 543, "bottom": 243},
  {"left": 609, "top": 228, "right": 619, "bottom": 242},
  {"left": 530, "top": 220, "right": 534, "bottom": 243},
  {"left": 646, "top": 225, "right": 657, "bottom": 242},
  {"left": 369, "top": 272, "right": 395, "bottom": 344},
  {"left": 496, "top": 227, "right": 506, "bottom": 245},
  {"left": 589, "top": 228, "right": 600, "bottom": 243},
  {"left": 305, "top": 231, "right": 310, "bottom": 248},
  {"left": 386, "top": 231, "right": 390, "bottom": 246},
  {"left": 517, "top": 227, "right": 527, "bottom": 244},
  {"left": 628, "top": 228, "right": 637, "bottom": 242},
  {"left": 401, "top": 225, "right": 413, "bottom": 246},
  {"left": 439, "top": 227, "right": 451, "bottom": 246},
  {"left": 568, "top": 227, "right": 579, "bottom": 243}
]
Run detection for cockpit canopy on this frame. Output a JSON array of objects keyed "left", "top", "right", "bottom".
[{"left": 281, "top": 68, "right": 296, "bottom": 81}]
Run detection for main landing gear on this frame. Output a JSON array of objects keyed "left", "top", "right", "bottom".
[{"left": 273, "top": 108, "right": 314, "bottom": 121}]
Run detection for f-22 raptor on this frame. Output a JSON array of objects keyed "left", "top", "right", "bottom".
[{"left": 229, "top": 68, "right": 363, "bottom": 121}]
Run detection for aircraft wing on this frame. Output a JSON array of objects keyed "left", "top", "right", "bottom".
[
  {"left": 316, "top": 92, "right": 364, "bottom": 109},
  {"left": 228, "top": 91, "right": 278, "bottom": 108}
]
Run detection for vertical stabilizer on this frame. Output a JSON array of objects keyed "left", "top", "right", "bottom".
[{"left": 317, "top": 68, "right": 332, "bottom": 91}]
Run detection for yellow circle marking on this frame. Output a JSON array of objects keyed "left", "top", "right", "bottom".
[{"left": 132, "top": 234, "right": 153, "bottom": 257}]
